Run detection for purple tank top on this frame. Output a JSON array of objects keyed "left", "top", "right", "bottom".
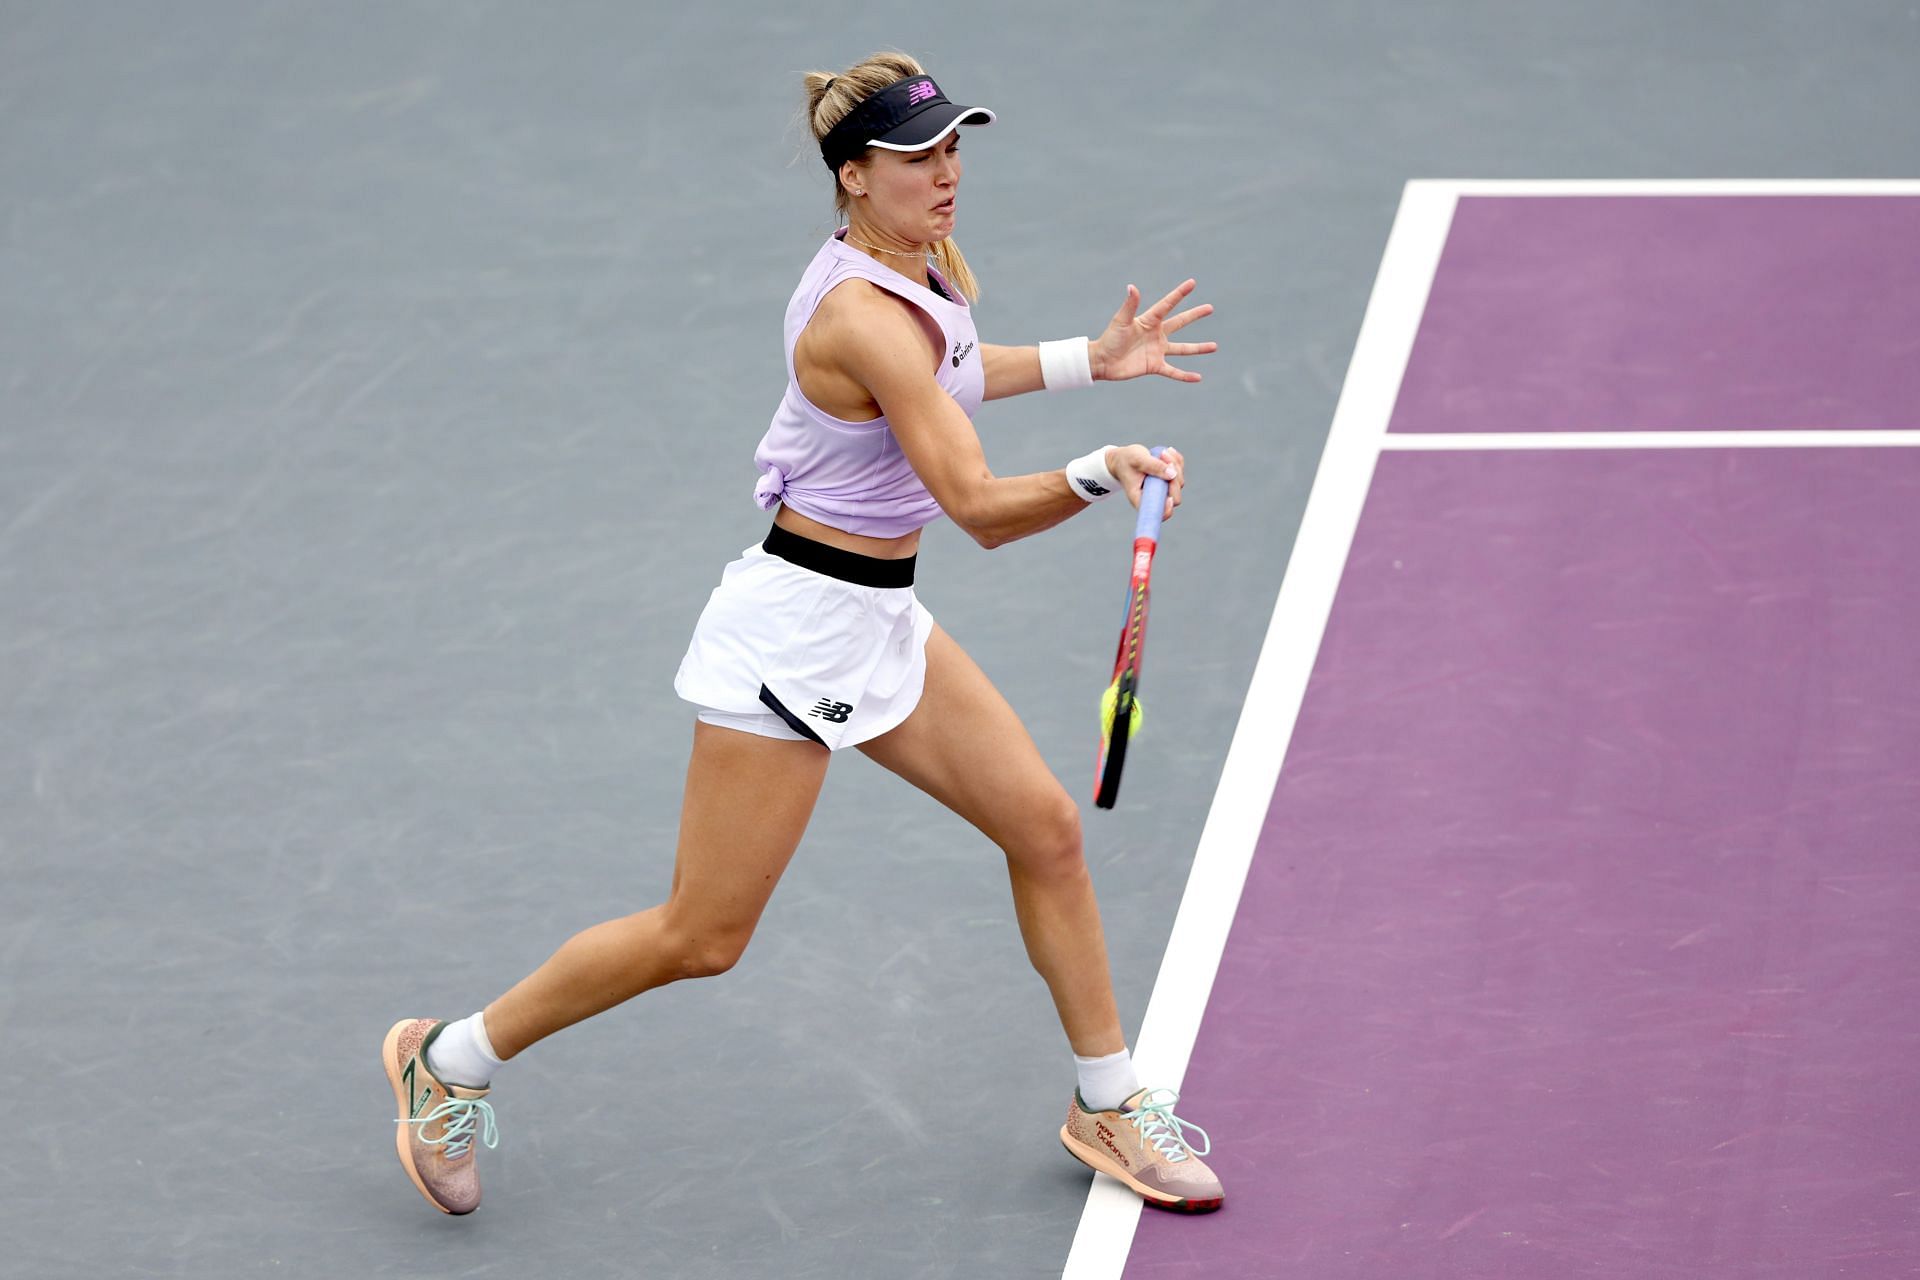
[{"left": 752, "top": 229, "right": 985, "bottom": 537}]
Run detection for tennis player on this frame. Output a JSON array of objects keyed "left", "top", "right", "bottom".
[{"left": 383, "top": 50, "right": 1223, "bottom": 1218}]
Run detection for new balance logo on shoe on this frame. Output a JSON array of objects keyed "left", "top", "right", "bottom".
[
  {"left": 809, "top": 699, "right": 853, "bottom": 723},
  {"left": 1097, "top": 1120, "right": 1131, "bottom": 1169},
  {"left": 403, "top": 1057, "right": 430, "bottom": 1119}
]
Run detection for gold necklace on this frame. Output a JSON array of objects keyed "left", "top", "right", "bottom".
[{"left": 844, "top": 230, "right": 929, "bottom": 259}]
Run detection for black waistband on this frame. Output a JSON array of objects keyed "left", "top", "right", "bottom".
[{"left": 763, "top": 523, "right": 916, "bottom": 588}]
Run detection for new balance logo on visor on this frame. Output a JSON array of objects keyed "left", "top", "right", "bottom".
[
  {"left": 907, "top": 80, "right": 938, "bottom": 105},
  {"left": 951, "top": 340, "right": 974, "bottom": 367},
  {"left": 1074, "top": 476, "right": 1111, "bottom": 498},
  {"left": 809, "top": 699, "right": 853, "bottom": 723}
]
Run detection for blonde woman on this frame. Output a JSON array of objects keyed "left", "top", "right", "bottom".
[{"left": 383, "top": 51, "right": 1224, "bottom": 1218}]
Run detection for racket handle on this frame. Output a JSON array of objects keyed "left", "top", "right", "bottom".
[{"left": 1134, "top": 445, "right": 1170, "bottom": 542}]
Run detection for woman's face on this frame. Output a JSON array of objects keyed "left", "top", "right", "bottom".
[{"left": 848, "top": 133, "right": 962, "bottom": 245}]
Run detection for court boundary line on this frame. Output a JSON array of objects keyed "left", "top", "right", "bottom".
[
  {"left": 1385, "top": 430, "right": 1920, "bottom": 450},
  {"left": 1423, "top": 178, "right": 1920, "bottom": 196},
  {"left": 1060, "top": 177, "right": 1919, "bottom": 1278}
]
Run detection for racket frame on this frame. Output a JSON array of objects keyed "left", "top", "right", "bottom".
[{"left": 1094, "top": 448, "right": 1169, "bottom": 809}]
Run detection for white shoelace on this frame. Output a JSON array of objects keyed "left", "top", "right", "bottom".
[
  {"left": 1127, "top": 1088, "right": 1211, "bottom": 1162},
  {"left": 400, "top": 1096, "right": 499, "bottom": 1161}
]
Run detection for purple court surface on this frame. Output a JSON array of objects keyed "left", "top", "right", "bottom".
[
  {"left": 1389, "top": 197, "right": 1920, "bottom": 434},
  {"left": 1124, "top": 195, "right": 1920, "bottom": 1278}
]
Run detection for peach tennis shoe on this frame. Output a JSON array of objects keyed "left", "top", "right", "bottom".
[
  {"left": 1060, "top": 1086, "right": 1224, "bottom": 1213},
  {"left": 382, "top": 1018, "right": 499, "bottom": 1215}
]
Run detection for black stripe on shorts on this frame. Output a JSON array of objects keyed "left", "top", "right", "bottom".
[{"left": 757, "top": 684, "right": 828, "bottom": 746}]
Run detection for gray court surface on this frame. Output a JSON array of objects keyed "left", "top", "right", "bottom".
[{"left": 4, "top": 3, "right": 1916, "bottom": 1277}]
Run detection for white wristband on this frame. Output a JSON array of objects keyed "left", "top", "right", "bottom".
[
  {"left": 1064, "top": 445, "right": 1120, "bottom": 502},
  {"left": 1038, "top": 337, "right": 1094, "bottom": 391}
]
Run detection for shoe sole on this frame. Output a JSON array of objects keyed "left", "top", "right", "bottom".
[
  {"left": 1059, "top": 1125, "right": 1224, "bottom": 1214},
  {"left": 382, "top": 1019, "right": 466, "bottom": 1215}
]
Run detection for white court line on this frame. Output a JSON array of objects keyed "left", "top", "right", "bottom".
[
  {"left": 1384, "top": 430, "right": 1920, "bottom": 450},
  {"left": 1060, "top": 181, "right": 1460, "bottom": 1279},
  {"left": 1061, "top": 176, "right": 1920, "bottom": 1279},
  {"left": 1417, "top": 178, "right": 1920, "bottom": 197}
]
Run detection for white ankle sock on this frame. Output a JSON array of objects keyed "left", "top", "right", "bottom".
[
  {"left": 426, "top": 1011, "right": 504, "bottom": 1089},
  {"left": 1074, "top": 1047, "right": 1141, "bottom": 1112}
]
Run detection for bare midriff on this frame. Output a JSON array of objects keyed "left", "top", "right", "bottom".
[{"left": 773, "top": 504, "right": 922, "bottom": 561}]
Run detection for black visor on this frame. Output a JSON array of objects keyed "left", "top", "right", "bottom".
[{"left": 819, "top": 75, "right": 995, "bottom": 171}]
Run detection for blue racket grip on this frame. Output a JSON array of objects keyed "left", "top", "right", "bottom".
[{"left": 1134, "top": 445, "right": 1170, "bottom": 543}]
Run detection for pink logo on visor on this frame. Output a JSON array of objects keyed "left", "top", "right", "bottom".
[{"left": 906, "top": 80, "right": 937, "bottom": 105}]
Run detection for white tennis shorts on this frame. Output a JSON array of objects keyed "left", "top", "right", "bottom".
[{"left": 673, "top": 533, "right": 934, "bottom": 750}]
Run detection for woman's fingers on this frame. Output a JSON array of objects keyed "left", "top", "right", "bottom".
[
  {"left": 1097, "top": 283, "right": 1215, "bottom": 386},
  {"left": 1112, "top": 444, "right": 1187, "bottom": 514},
  {"left": 1113, "top": 445, "right": 1154, "bottom": 508},
  {"left": 1143, "top": 279, "right": 1197, "bottom": 323},
  {"left": 1161, "top": 302, "right": 1214, "bottom": 334}
]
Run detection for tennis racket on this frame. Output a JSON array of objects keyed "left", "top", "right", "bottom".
[{"left": 1094, "top": 446, "right": 1171, "bottom": 810}]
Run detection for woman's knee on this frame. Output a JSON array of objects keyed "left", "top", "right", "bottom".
[
  {"left": 678, "top": 942, "right": 746, "bottom": 980},
  {"left": 657, "top": 907, "right": 756, "bottom": 980},
  {"left": 1008, "top": 788, "right": 1087, "bottom": 879},
  {"left": 675, "top": 933, "right": 752, "bottom": 980}
]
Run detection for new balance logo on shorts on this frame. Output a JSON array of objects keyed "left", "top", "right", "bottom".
[{"left": 809, "top": 699, "right": 853, "bottom": 723}]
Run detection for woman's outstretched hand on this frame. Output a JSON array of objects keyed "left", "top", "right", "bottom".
[{"left": 1089, "top": 280, "right": 1217, "bottom": 384}]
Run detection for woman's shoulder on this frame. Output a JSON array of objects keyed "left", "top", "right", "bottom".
[
  {"left": 811, "top": 275, "right": 928, "bottom": 341},
  {"left": 800, "top": 279, "right": 944, "bottom": 389}
]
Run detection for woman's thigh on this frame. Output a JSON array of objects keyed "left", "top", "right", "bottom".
[
  {"left": 857, "top": 624, "right": 1078, "bottom": 859},
  {"left": 668, "top": 719, "right": 831, "bottom": 934}
]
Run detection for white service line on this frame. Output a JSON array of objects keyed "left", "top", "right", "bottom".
[
  {"left": 1415, "top": 178, "right": 1920, "bottom": 197},
  {"left": 1060, "top": 180, "right": 1461, "bottom": 1279},
  {"left": 1383, "top": 430, "right": 1920, "bottom": 450}
]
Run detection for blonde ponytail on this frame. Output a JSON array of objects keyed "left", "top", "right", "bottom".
[{"left": 929, "top": 238, "right": 979, "bottom": 303}]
